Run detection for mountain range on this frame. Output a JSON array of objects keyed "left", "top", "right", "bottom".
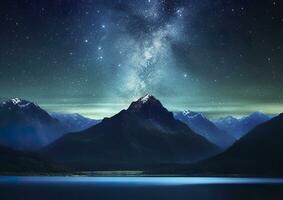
[
  {"left": 0, "top": 95, "right": 281, "bottom": 175},
  {"left": 50, "top": 112, "right": 100, "bottom": 133},
  {"left": 214, "top": 112, "right": 272, "bottom": 139},
  {"left": 185, "top": 113, "right": 283, "bottom": 176},
  {"left": 43, "top": 95, "right": 220, "bottom": 170},
  {"left": 0, "top": 98, "right": 100, "bottom": 151},
  {"left": 174, "top": 111, "right": 235, "bottom": 149}
]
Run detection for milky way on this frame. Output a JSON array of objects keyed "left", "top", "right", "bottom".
[
  {"left": 110, "top": 0, "right": 188, "bottom": 98},
  {"left": 0, "top": 0, "right": 283, "bottom": 118}
]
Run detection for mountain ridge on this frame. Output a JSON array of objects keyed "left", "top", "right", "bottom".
[{"left": 184, "top": 113, "right": 283, "bottom": 176}]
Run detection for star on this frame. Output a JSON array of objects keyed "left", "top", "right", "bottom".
[
  {"left": 1, "top": 0, "right": 282, "bottom": 120},
  {"left": 176, "top": 8, "right": 184, "bottom": 17}
]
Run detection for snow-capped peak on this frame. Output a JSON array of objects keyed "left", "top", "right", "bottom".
[
  {"left": 140, "top": 94, "right": 152, "bottom": 103},
  {"left": 11, "top": 98, "right": 22, "bottom": 105},
  {"left": 128, "top": 94, "right": 166, "bottom": 114},
  {"left": 182, "top": 110, "right": 203, "bottom": 119},
  {"left": 6, "top": 98, "right": 33, "bottom": 108}
]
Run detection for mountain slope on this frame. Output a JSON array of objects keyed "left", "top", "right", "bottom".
[
  {"left": 44, "top": 95, "right": 219, "bottom": 170},
  {"left": 0, "top": 98, "right": 65, "bottom": 150},
  {"left": 175, "top": 111, "right": 235, "bottom": 149},
  {"left": 0, "top": 144, "right": 63, "bottom": 173},
  {"left": 214, "top": 112, "right": 271, "bottom": 139},
  {"left": 187, "top": 113, "right": 283, "bottom": 176}
]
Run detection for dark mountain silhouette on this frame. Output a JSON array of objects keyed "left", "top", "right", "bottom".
[
  {"left": 175, "top": 111, "right": 235, "bottom": 149},
  {"left": 186, "top": 113, "right": 283, "bottom": 176},
  {"left": 0, "top": 144, "right": 63, "bottom": 173},
  {"left": 214, "top": 112, "right": 272, "bottom": 139},
  {"left": 0, "top": 98, "right": 66, "bottom": 150},
  {"left": 43, "top": 95, "right": 219, "bottom": 170}
]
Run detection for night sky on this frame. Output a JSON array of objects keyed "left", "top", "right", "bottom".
[{"left": 0, "top": 0, "right": 283, "bottom": 119}]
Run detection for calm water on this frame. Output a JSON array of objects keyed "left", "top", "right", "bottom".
[{"left": 0, "top": 176, "right": 283, "bottom": 200}]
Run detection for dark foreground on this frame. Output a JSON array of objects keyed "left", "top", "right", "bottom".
[{"left": 0, "top": 176, "right": 283, "bottom": 200}]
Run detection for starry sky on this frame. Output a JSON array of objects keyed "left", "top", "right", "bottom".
[{"left": 0, "top": 0, "right": 283, "bottom": 119}]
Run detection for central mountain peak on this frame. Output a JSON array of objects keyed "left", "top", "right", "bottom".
[
  {"left": 128, "top": 94, "right": 164, "bottom": 112},
  {"left": 140, "top": 94, "right": 153, "bottom": 103},
  {"left": 127, "top": 94, "right": 174, "bottom": 124},
  {"left": 44, "top": 94, "right": 219, "bottom": 169}
]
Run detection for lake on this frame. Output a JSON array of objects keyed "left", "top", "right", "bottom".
[{"left": 0, "top": 176, "right": 283, "bottom": 200}]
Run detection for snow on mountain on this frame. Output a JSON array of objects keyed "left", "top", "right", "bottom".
[
  {"left": 3, "top": 98, "right": 33, "bottom": 108},
  {"left": 140, "top": 94, "right": 151, "bottom": 103},
  {"left": 0, "top": 98, "right": 64, "bottom": 150}
]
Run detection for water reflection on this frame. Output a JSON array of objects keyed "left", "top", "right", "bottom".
[
  {"left": 1, "top": 176, "right": 283, "bottom": 200},
  {"left": 1, "top": 176, "right": 283, "bottom": 185}
]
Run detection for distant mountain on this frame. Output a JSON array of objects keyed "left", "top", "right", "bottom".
[
  {"left": 50, "top": 112, "right": 100, "bottom": 132},
  {"left": 43, "top": 95, "right": 220, "bottom": 170},
  {"left": 0, "top": 144, "right": 63, "bottom": 173},
  {"left": 174, "top": 111, "right": 235, "bottom": 149},
  {"left": 186, "top": 113, "right": 283, "bottom": 176},
  {"left": 214, "top": 112, "right": 272, "bottom": 139},
  {"left": 0, "top": 98, "right": 66, "bottom": 151}
]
